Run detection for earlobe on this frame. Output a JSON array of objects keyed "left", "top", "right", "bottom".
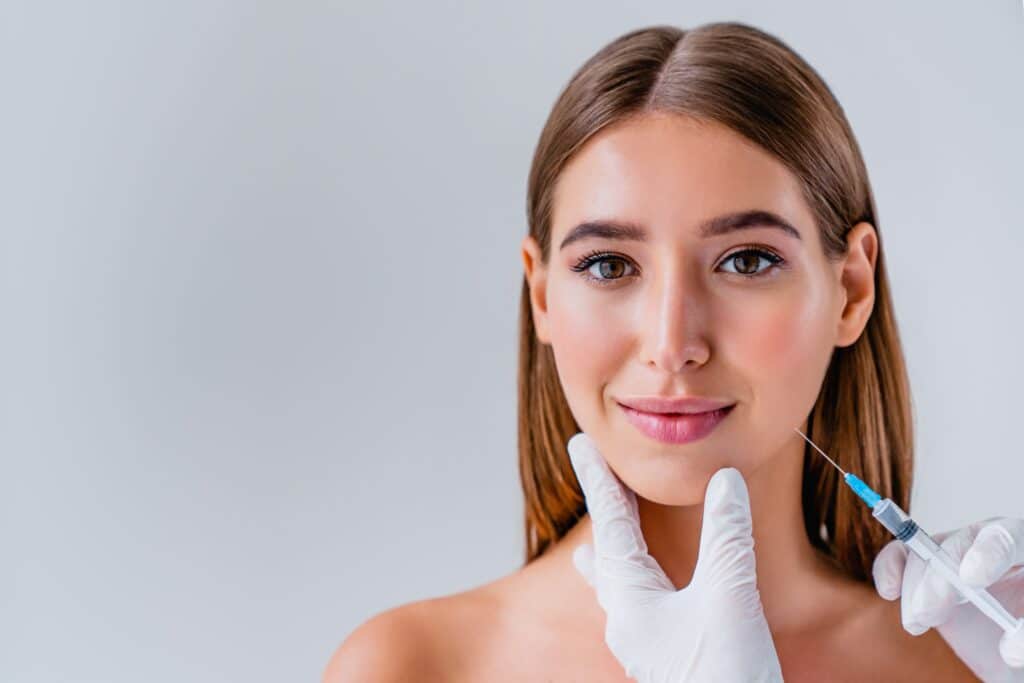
[
  {"left": 521, "top": 235, "right": 551, "bottom": 345},
  {"left": 835, "top": 222, "right": 878, "bottom": 348}
]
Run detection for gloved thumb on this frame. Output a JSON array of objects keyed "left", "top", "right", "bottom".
[
  {"left": 694, "top": 467, "right": 759, "bottom": 597},
  {"left": 573, "top": 543, "right": 597, "bottom": 589}
]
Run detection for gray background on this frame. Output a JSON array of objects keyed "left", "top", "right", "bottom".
[{"left": 1, "top": 1, "right": 1022, "bottom": 681}]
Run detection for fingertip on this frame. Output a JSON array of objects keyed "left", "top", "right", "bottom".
[
  {"left": 1000, "top": 621, "right": 1024, "bottom": 669},
  {"left": 872, "top": 541, "right": 907, "bottom": 600},
  {"left": 567, "top": 432, "right": 597, "bottom": 486},
  {"left": 903, "top": 621, "right": 930, "bottom": 637},
  {"left": 566, "top": 432, "right": 587, "bottom": 465},
  {"left": 961, "top": 524, "right": 1016, "bottom": 588},
  {"left": 876, "top": 580, "right": 900, "bottom": 601},
  {"left": 706, "top": 467, "right": 748, "bottom": 503},
  {"left": 567, "top": 431, "right": 588, "bottom": 453},
  {"left": 876, "top": 586, "right": 898, "bottom": 601},
  {"left": 713, "top": 466, "right": 743, "bottom": 482},
  {"left": 901, "top": 595, "right": 931, "bottom": 636}
]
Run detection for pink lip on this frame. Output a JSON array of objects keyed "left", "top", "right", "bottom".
[{"left": 618, "top": 402, "right": 735, "bottom": 444}]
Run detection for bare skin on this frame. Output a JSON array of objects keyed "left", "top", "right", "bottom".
[
  {"left": 325, "top": 516, "right": 975, "bottom": 681},
  {"left": 325, "top": 113, "right": 978, "bottom": 681}
]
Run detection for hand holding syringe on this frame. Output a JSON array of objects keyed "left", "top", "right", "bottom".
[{"left": 796, "top": 428, "right": 1024, "bottom": 670}]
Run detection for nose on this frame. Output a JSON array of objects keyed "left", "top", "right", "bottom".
[{"left": 641, "top": 263, "right": 711, "bottom": 374}]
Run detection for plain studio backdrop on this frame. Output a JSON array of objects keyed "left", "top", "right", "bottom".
[{"left": 1, "top": 2, "right": 1022, "bottom": 681}]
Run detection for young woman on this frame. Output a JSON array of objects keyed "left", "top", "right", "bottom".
[{"left": 326, "top": 21, "right": 1024, "bottom": 681}]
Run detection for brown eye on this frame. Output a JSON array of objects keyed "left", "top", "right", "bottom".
[
  {"left": 595, "top": 258, "right": 627, "bottom": 279},
  {"left": 570, "top": 251, "right": 637, "bottom": 286},
  {"left": 732, "top": 252, "right": 759, "bottom": 275},
  {"left": 719, "top": 248, "right": 784, "bottom": 277}
]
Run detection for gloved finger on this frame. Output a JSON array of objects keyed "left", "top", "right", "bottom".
[
  {"left": 871, "top": 525, "right": 961, "bottom": 600},
  {"left": 872, "top": 539, "right": 909, "bottom": 600},
  {"left": 909, "top": 529, "right": 974, "bottom": 628},
  {"left": 961, "top": 519, "right": 1024, "bottom": 588},
  {"left": 999, "top": 616, "right": 1024, "bottom": 668},
  {"left": 566, "top": 432, "right": 673, "bottom": 595},
  {"left": 573, "top": 543, "right": 597, "bottom": 589},
  {"left": 900, "top": 550, "right": 931, "bottom": 635},
  {"left": 694, "top": 467, "right": 758, "bottom": 598},
  {"left": 568, "top": 432, "right": 646, "bottom": 559}
]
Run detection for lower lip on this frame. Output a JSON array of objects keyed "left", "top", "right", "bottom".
[{"left": 618, "top": 403, "right": 735, "bottom": 444}]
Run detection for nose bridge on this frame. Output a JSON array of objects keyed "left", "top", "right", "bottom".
[{"left": 643, "top": 257, "right": 709, "bottom": 372}]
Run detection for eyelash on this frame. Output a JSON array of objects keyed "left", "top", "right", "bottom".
[{"left": 569, "top": 246, "right": 786, "bottom": 286}]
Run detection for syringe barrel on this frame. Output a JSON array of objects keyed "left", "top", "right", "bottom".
[
  {"left": 871, "top": 499, "right": 911, "bottom": 538},
  {"left": 872, "top": 499, "right": 1023, "bottom": 634}
]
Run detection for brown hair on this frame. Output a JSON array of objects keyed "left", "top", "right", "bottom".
[{"left": 517, "top": 21, "right": 914, "bottom": 583}]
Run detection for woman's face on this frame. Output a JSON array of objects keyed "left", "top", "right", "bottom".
[{"left": 522, "top": 113, "right": 876, "bottom": 505}]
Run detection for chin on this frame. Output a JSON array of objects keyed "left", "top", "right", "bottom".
[{"left": 616, "top": 457, "right": 726, "bottom": 507}]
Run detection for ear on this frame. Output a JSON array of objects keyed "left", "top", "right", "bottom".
[
  {"left": 521, "top": 235, "right": 552, "bottom": 345},
  {"left": 835, "top": 221, "right": 879, "bottom": 348}
]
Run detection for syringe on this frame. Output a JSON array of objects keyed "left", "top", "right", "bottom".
[{"left": 795, "top": 427, "right": 1024, "bottom": 634}]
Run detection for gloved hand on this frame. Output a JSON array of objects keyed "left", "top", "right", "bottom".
[
  {"left": 566, "top": 432, "right": 784, "bottom": 683},
  {"left": 872, "top": 517, "right": 1024, "bottom": 682}
]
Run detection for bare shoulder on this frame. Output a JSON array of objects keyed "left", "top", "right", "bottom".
[
  {"left": 322, "top": 582, "right": 509, "bottom": 683},
  {"left": 321, "top": 532, "right": 603, "bottom": 682},
  {"left": 839, "top": 583, "right": 979, "bottom": 682},
  {"left": 777, "top": 574, "right": 980, "bottom": 682},
  {"left": 321, "top": 600, "right": 440, "bottom": 682}
]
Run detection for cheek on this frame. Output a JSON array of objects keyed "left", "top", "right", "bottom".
[
  {"left": 722, "top": 286, "right": 836, "bottom": 431},
  {"left": 545, "top": 278, "right": 632, "bottom": 423}
]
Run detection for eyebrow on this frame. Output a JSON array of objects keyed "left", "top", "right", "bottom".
[{"left": 558, "top": 210, "right": 802, "bottom": 251}]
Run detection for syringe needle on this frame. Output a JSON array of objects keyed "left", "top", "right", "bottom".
[{"left": 794, "top": 427, "right": 847, "bottom": 476}]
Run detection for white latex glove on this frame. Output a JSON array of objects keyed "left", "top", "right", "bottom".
[
  {"left": 873, "top": 517, "right": 1024, "bottom": 682},
  {"left": 567, "top": 432, "right": 784, "bottom": 683}
]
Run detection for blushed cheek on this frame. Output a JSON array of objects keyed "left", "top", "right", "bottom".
[
  {"left": 546, "top": 282, "right": 630, "bottom": 426},
  {"left": 746, "top": 306, "right": 805, "bottom": 376},
  {"left": 732, "top": 293, "right": 835, "bottom": 432}
]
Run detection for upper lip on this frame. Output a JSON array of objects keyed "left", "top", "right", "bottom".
[{"left": 617, "top": 396, "right": 735, "bottom": 415}]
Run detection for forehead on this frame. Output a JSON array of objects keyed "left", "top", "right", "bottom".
[{"left": 551, "top": 113, "right": 813, "bottom": 241}]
